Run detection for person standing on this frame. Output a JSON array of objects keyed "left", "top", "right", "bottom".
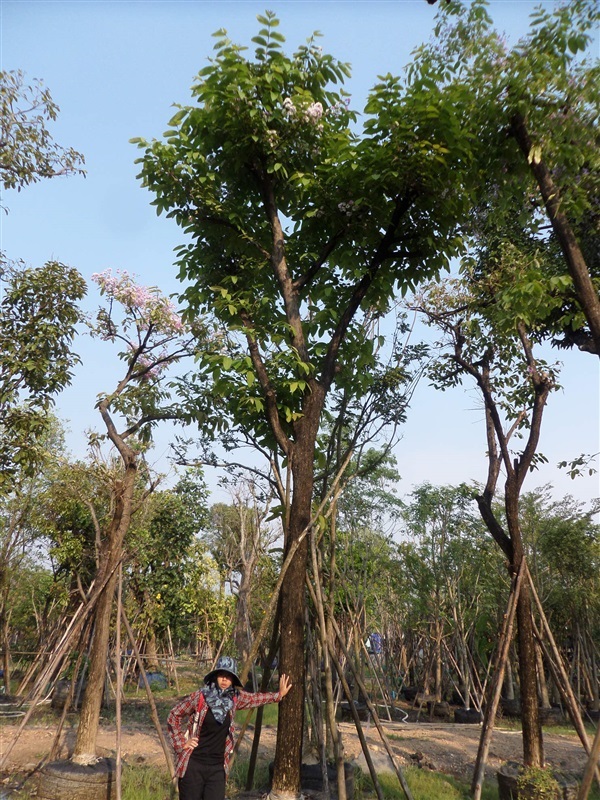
[{"left": 167, "top": 655, "right": 292, "bottom": 800}]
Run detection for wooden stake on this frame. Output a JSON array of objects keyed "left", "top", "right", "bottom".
[
  {"left": 310, "top": 532, "right": 345, "bottom": 800},
  {"left": 121, "top": 608, "right": 175, "bottom": 780},
  {"left": 115, "top": 564, "right": 123, "bottom": 800},
  {"left": 328, "top": 608, "right": 415, "bottom": 800},
  {"left": 526, "top": 565, "right": 597, "bottom": 768},
  {"left": 471, "top": 562, "right": 524, "bottom": 800},
  {"left": 577, "top": 719, "right": 600, "bottom": 800}
]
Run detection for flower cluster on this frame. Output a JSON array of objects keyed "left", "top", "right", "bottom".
[
  {"left": 328, "top": 97, "right": 351, "bottom": 118},
  {"left": 338, "top": 200, "right": 355, "bottom": 216},
  {"left": 282, "top": 97, "right": 296, "bottom": 118},
  {"left": 92, "top": 269, "right": 185, "bottom": 335},
  {"left": 281, "top": 97, "right": 324, "bottom": 126},
  {"left": 305, "top": 101, "right": 323, "bottom": 121}
]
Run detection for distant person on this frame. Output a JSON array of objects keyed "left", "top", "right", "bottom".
[{"left": 167, "top": 655, "right": 291, "bottom": 800}]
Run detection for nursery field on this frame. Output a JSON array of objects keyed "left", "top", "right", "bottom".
[{"left": 1, "top": 695, "right": 595, "bottom": 798}]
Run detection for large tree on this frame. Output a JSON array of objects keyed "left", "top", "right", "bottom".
[
  {"left": 134, "top": 13, "right": 481, "bottom": 794},
  {"left": 416, "top": 270, "right": 560, "bottom": 767}
]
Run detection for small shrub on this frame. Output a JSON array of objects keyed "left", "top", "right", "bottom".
[{"left": 516, "top": 766, "right": 560, "bottom": 799}]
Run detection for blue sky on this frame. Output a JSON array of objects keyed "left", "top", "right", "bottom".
[{"left": 2, "top": 0, "right": 599, "bottom": 507}]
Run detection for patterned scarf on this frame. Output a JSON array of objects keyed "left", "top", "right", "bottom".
[{"left": 201, "top": 683, "right": 236, "bottom": 724}]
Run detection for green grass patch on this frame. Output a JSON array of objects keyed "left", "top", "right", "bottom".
[
  {"left": 121, "top": 763, "right": 174, "bottom": 800},
  {"left": 356, "top": 767, "right": 498, "bottom": 800},
  {"left": 228, "top": 757, "right": 272, "bottom": 794},
  {"left": 356, "top": 766, "right": 600, "bottom": 800},
  {"left": 234, "top": 702, "right": 280, "bottom": 727}
]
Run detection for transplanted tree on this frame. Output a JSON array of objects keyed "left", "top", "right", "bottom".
[
  {"left": 416, "top": 271, "right": 560, "bottom": 769},
  {"left": 207, "top": 478, "right": 280, "bottom": 664},
  {"left": 69, "top": 270, "right": 214, "bottom": 765},
  {"left": 134, "top": 14, "right": 481, "bottom": 793}
]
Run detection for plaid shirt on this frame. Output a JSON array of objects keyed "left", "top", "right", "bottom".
[{"left": 167, "top": 687, "right": 282, "bottom": 778}]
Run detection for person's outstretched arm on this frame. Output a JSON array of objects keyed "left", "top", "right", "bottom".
[{"left": 236, "top": 674, "right": 292, "bottom": 710}]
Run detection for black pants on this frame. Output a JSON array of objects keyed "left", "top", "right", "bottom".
[{"left": 178, "top": 760, "right": 226, "bottom": 800}]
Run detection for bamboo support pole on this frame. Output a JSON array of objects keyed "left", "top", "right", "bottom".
[
  {"left": 304, "top": 582, "right": 382, "bottom": 800},
  {"left": 310, "top": 533, "right": 346, "bottom": 800},
  {"left": 577, "top": 719, "right": 600, "bottom": 800},
  {"left": 244, "top": 620, "right": 280, "bottom": 790},
  {"left": 360, "top": 642, "right": 392, "bottom": 722},
  {"left": 115, "top": 565, "right": 123, "bottom": 800},
  {"left": 327, "top": 612, "right": 414, "bottom": 800},
  {"left": 471, "top": 562, "right": 524, "bottom": 800},
  {"left": 526, "top": 567, "right": 597, "bottom": 765},
  {"left": 0, "top": 568, "right": 118, "bottom": 769},
  {"left": 121, "top": 608, "right": 175, "bottom": 780},
  {"left": 47, "top": 621, "right": 92, "bottom": 763},
  {"left": 167, "top": 626, "right": 180, "bottom": 694}
]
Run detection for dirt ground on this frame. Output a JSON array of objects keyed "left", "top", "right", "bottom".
[{"left": 0, "top": 714, "right": 591, "bottom": 787}]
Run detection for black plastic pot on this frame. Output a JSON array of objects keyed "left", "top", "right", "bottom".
[
  {"left": 426, "top": 700, "right": 451, "bottom": 720},
  {"left": 401, "top": 686, "right": 420, "bottom": 702},
  {"left": 499, "top": 698, "right": 521, "bottom": 718},
  {"left": 454, "top": 707, "right": 483, "bottom": 724},
  {"left": 268, "top": 762, "right": 355, "bottom": 799}
]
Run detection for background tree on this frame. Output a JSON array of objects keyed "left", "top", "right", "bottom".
[
  {"left": 412, "top": 0, "right": 600, "bottom": 354},
  {"left": 126, "top": 469, "right": 209, "bottom": 669},
  {"left": 0, "top": 416, "right": 68, "bottom": 693},
  {"left": 0, "top": 261, "right": 86, "bottom": 491},
  {"left": 0, "top": 69, "right": 84, "bottom": 197},
  {"left": 207, "top": 478, "right": 280, "bottom": 664},
  {"left": 417, "top": 270, "right": 560, "bottom": 767},
  {"left": 179, "top": 539, "right": 236, "bottom": 659},
  {"left": 1, "top": 70, "right": 85, "bottom": 490},
  {"left": 400, "top": 483, "right": 482, "bottom": 704}
]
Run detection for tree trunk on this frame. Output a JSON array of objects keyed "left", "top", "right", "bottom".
[
  {"left": 144, "top": 627, "right": 161, "bottom": 673},
  {"left": 1, "top": 604, "right": 10, "bottom": 695},
  {"left": 535, "top": 639, "right": 551, "bottom": 709},
  {"left": 506, "top": 486, "right": 543, "bottom": 767},
  {"left": 515, "top": 587, "right": 543, "bottom": 765},
  {"left": 271, "top": 438, "right": 315, "bottom": 797},
  {"left": 235, "top": 573, "right": 252, "bottom": 663},
  {"left": 434, "top": 616, "right": 443, "bottom": 703},
  {"left": 72, "top": 461, "right": 137, "bottom": 763},
  {"left": 504, "top": 651, "right": 515, "bottom": 701},
  {"left": 510, "top": 113, "right": 600, "bottom": 356}
]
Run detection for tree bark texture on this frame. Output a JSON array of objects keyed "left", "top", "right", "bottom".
[
  {"left": 271, "top": 442, "right": 314, "bottom": 796},
  {"left": 505, "top": 484, "right": 543, "bottom": 768}
]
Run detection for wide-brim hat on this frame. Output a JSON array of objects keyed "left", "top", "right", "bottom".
[{"left": 204, "top": 655, "right": 243, "bottom": 688}]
